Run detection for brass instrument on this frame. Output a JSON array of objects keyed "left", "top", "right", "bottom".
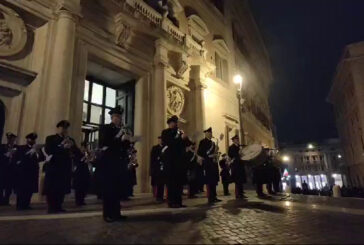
[
  {"left": 59, "top": 136, "right": 74, "bottom": 149},
  {"left": 212, "top": 133, "right": 224, "bottom": 163}
]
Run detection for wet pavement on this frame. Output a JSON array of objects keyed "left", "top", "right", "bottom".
[{"left": 1, "top": 191, "right": 364, "bottom": 244}]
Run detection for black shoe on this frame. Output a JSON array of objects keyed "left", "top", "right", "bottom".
[
  {"left": 214, "top": 198, "right": 222, "bottom": 202},
  {"left": 180, "top": 204, "right": 187, "bottom": 208},
  {"left": 104, "top": 217, "right": 117, "bottom": 223},
  {"left": 58, "top": 208, "right": 67, "bottom": 213},
  {"left": 168, "top": 204, "right": 180, "bottom": 208},
  {"left": 117, "top": 215, "right": 127, "bottom": 220},
  {"left": 48, "top": 209, "right": 57, "bottom": 214}
]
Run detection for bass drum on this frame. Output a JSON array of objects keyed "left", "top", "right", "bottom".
[{"left": 241, "top": 144, "right": 267, "bottom": 165}]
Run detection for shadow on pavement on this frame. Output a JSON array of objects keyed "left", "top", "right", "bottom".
[{"left": 221, "top": 199, "right": 287, "bottom": 215}]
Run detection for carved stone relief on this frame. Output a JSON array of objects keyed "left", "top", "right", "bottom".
[
  {"left": 115, "top": 22, "right": 131, "bottom": 47},
  {"left": 0, "top": 4, "right": 27, "bottom": 57},
  {"left": 166, "top": 85, "right": 185, "bottom": 116}
]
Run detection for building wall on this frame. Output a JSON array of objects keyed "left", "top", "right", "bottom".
[
  {"left": 0, "top": 0, "right": 275, "bottom": 192},
  {"left": 328, "top": 41, "right": 364, "bottom": 187}
]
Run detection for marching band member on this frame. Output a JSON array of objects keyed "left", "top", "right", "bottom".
[
  {"left": 0, "top": 132, "right": 18, "bottom": 206},
  {"left": 98, "top": 106, "right": 130, "bottom": 222},
  {"left": 150, "top": 136, "right": 166, "bottom": 203},
  {"left": 43, "top": 120, "right": 79, "bottom": 213},
  {"left": 184, "top": 139, "right": 199, "bottom": 199},
  {"left": 161, "top": 115, "right": 187, "bottom": 208},
  {"left": 73, "top": 142, "right": 91, "bottom": 206},
  {"left": 219, "top": 153, "right": 232, "bottom": 196},
  {"left": 127, "top": 144, "right": 139, "bottom": 198},
  {"left": 197, "top": 127, "right": 221, "bottom": 204},
  {"left": 13, "top": 133, "right": 44, "bottom": 210},
  {"left": 229, "top": 135, "right": 247, "bottom": 199}
]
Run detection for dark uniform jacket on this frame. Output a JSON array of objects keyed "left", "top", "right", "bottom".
[
  {"left": 13, "top": 144, "right": 44, "bottom": 194},
  {"left": 0, "top": 144, "right": 17, "bottom": 189},
  {"left": 161, "top": 128, "right": 186, "bottom": 184},
  {"left": 98, "top": 123, "right": 130, "bottom": 197},
  {"left": 228, "top": 144, "right": 246, "bottom": 184},
  {"left": 150, "top": 144, "right": 166, "bottom": 186},
  {"left": 197, "top": 138, "right": 219, "bottom": 185},
  {"left": 219, "top": 159, "right": 232, "bottom": 184},
  {"left": 43, "top": 134, "right": 78, "bottom": 195}
]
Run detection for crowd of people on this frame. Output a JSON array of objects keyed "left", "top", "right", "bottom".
[{"left": 0, "top": 105, "right": 282, "bottom": 223}]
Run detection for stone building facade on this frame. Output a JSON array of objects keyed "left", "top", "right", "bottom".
[
  {"left": 328, "top": 41, "right": 364, "bottom": 188},
  {"left": 280, "top": 139, "right": 348, "bottom": 190},
  {"left": 0, "top": 0, "right": 275, "bottom": 192}
]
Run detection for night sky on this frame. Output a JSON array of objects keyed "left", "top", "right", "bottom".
[{"left": 249, "top": 0, "right": 364, "bottom": 144}]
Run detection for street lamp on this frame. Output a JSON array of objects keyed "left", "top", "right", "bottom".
[
  {"left": 233, "top": 74, "right": 245, "bottom": 145},
  {"left": 233, "top": 74, "right": 243, "bottom": 90},
  {"left": 282, "top": 155, "right": 290, "bottom": 163}
]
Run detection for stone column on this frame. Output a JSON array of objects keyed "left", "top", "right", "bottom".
[
  {"left": 40, "top": 9, "right": 78, "bottom": 137},
  {"left": 189, "top": 65, "right": 206, "bottom": 135},
  {"left": 151, "top": 40, "right": 168, "bottom": 144},
  {"left": 134, "top": 75, "right": 152, "bottom": 193}
]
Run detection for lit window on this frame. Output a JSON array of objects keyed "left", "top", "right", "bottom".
[
  {"left": 82, "top": 103, "right": 88, "bottom": 122},
  {"left": 90, "top": 105, "right": 102, "bottom": 124},
  {"left": 91, "top": 83, "right": 103, "bottom": 105},
  {"left": 106, "top": 88, "right": 116, "bottom": 108},
  {"left": 83, "top": 79, "right": 117, "bottom": 126},
  {"left": 84, "top": 80, "right": 90, "bottom": 101}
]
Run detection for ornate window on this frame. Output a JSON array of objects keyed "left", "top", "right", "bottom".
[
  {"left": 213, "top": 38, "right": 229, "bottom": 83},
  {"left": 215, "top": 52, "right": 228, "bottom": 82},
  {"left": 83, "top": 79, "right": 117, "bottom": 126}
]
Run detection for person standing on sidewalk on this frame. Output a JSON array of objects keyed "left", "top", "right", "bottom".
[
  {"left": 0, "top": 133, "right": 17, "bottom": 206},
  {"left": 150, "top": 136, "right": 166, "bottom": 203},
  {"left": 13, "top": 133, "right": 44, "bottom": 210},
  {"left": 197, "top": 128, "right": 221, "bottom": 204},
  {"left": 98, "top": 106, "right": 130, "bottom": 222},
  {"left": 73, "top": 142, "right": 91, "bottom": 206},
  {"left": 161, "top": 115, "right": 187, "bottom": 208},
  {"left": 44, "top": 120, "right": 79, "bottom": 213},
  {"left": 219, "top": 154, "right": 232, "bottom": 196},
  {"left": 229, "top": 135, "right": 247, "bottom": 199}
]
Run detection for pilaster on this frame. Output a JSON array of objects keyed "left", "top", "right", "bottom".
[{"left": 40, "top": 6, "right": 78, "bottom": 138}]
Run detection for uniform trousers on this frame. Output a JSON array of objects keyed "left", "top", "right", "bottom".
[
  {"left": 103, "top": 191, "right": 121, "bottom": 219},
  {"left": 0, "top": 187, "right": 12, "bottom": 205},
  {"left": 46, "top": 192, "right": 65, "bottom": 212},
  {"left": 156, "top": 184, "right": 165, "bottom": 201},
  {"left": 75, "top": 190, "right": 87, "bottom": 205},
  {"left": 206, "top": 184, "right": 217, "bottom": 203},
  {"left": 167, "top": 182, "right": 183, "bottom": 206},
  {"left": 16, "top": 190, "right": 33, "bottom": 209},
  {"left": 235, "top": 182, "right": 244, "bottom": 198},
  {"left": 223, "top": 183, "right": 230, "bottom": 195}
]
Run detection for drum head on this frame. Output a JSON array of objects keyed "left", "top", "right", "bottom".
[{"left": 241, "top": 144, "right": 263, "bottom": 161}]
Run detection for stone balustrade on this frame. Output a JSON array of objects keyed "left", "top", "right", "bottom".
[
  {"left": 126, "top": 0, "right": 162, "bottom": 25},
  {"left": 124, "top": 0, "right": 202, "bottom": 53}
]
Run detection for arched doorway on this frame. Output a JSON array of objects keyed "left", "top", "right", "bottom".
[{"left": 0, "top": 100, "right": 5, "bottom": 142}]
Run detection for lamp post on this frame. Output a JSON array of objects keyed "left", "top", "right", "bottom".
[{"left": 233, "top": 74, "right": 245, "bottom": 145}]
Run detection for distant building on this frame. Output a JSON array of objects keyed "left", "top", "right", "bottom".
[
  {"left": 280, "top": 139, "right": 348, "bottom": 190},
  {"left": 328, "top": 41, "right": 364, "bottom": 188}
]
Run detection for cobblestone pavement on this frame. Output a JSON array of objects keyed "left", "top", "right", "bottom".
[{"left": 1, "top": 191, "right": 364, "bottom": 244}]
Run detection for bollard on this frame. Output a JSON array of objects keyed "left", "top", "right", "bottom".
[{"left": 332, "top": 185, "right": 341, "bottom": 198}]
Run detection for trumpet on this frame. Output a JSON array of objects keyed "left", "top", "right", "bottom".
[{"left": 59, "top": 136, "right": 74, "bottom": 149}]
